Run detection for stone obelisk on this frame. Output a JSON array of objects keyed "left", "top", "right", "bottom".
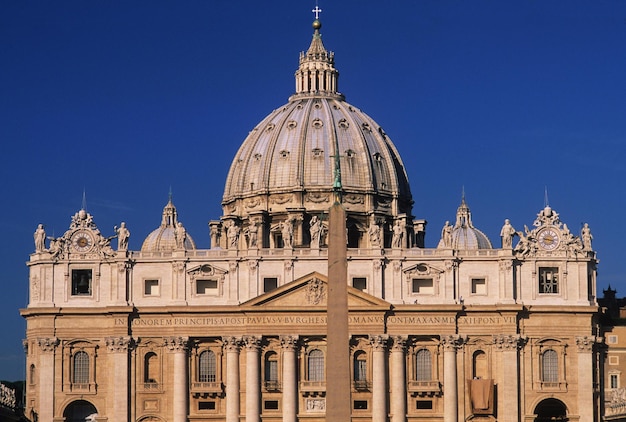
[{"left": 326, "top": 154, "right": 351, "bottom": 421}]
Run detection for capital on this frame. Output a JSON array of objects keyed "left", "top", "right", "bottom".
[
  {"left": 390, "top": 335, "right": 407, "bottom": 352},
  {"left": 576, "top": 335, "right": 597, "bottom": 352},
  {"left": 280, "top": 335, "right": 299, "bottom": 351},
  {"left": 440, "top": 334, "right": 463, "bottom": 351},
  {"left": 105, "top": 336, "right": 133, "bottom": 353},
  {"left": 37, "top": 337, "right": 59, "bottom": 353},
  {"left": 243, "top": 335, "right": 262, "bottom": 351},
  {"left": 164, "top": 336, "right": 188, "bottom": 352},
  {"left": 493, "top": 334, "right": 524, "bottom": 350},
  {"left": 369, "top": 334, "right": 389, "bottom": 351},
  {"left": 222, "top": 336, "right": 242, "bottom": 352}
]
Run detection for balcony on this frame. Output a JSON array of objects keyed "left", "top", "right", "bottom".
[
  {"left": 353, "top": 380, "right": 370, "bottom": 391},
  {"left": 300, "top": 381, "right": 326, "bottom": 397},
  {"left": 408, "top": 380, "right": 441, "bottom": 396},
  {"left": 264, "top": 380, "right": 281, "bottom": 391},
  {"left": 143, "top": 381, "right": 160, "bottom": 391},
  {"left": 191, "top": 381, "right": 223, "bottom": 398}
]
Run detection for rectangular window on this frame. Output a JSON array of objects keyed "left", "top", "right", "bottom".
[
  {"left": 611, "top": 374, "right": 619, "bottom": 389},
  {"left": 196, "top": 279, "right": 218, "bottom": 295},
  {"left": 412, "top": 278, "right": 434, "bottom": 294},
  {"left": 199, "top": 401, "right": 216, "bottom": 410},
  {"left": 264, "top": 277, "right": 278, "bottom": 292},
  {"left": 416, "top": 400, "right": 433, "bottom": 410},
  {"left": 144, "top": 279, "right": 159, "bottom": 296},
  {"left": 538, "top": 267, "right": 559, "bottom": 294},
  {"left": 471, "top": 278, "right": 486, "bottom": 295},
  {"left": 609, "top": 335, "right": 618, "bottom": 344},
  {"left": 71, "top": 269, "right": 92, "bottom": 296},
  {"left": 352, "top": 277, "right": 367, "bottom": 291},
  {"left": 610, "top": 356, "right": 619, "bottom": 366},
  {"left": 264, "top": 400, "right": 279, "bottom": 410},
  {"left": 354, "top": 400, "right": 368, "bottom": 410}
]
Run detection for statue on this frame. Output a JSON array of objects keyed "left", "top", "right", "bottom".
[
  {"left": 115, "top": 222, "right": 130, "bottom": 251},
  {"left": 246, "top": 219, "right": 258, "bottom": 248},
  {"left": 309, "top": 216, "right": 322, "bottom": 248},
  {"left": 34, "top": 224, "right": 46, "bottom": 252},
  {"left": 392, "top": 220, "right": 404, "bottom": 248},
  {"left": 282, "top": 219, "right": 293, "bottom": 248},
  {"left": 47, "top": 236, "right": 65, "bottom": 259},
  {"left": 175, "top": 222, "right": 187, "bottom": 249},
  {"left": 581, "top": 223, "right": 593, "bottom": 251},
  {"left": 441, "top": 221, "right": 453, "bottom": 248},
  {"left": 500, "top": 219, "right": 516, "bottom": 249},
  {"left": 227, "top": 221, "right": 240, "bottom": 249},
  {"left": 368, "top": 221, "right": 381, "bottom": 247}
]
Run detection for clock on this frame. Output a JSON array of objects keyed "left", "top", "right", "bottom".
[
  {"left": 537, "top": 228, "right": 560, "bottom": 251},
  {"left": 71, "top": 230, "right": 94, "bottom": 252}
]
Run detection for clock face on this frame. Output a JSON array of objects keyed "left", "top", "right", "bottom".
[
  {"left": 537, "top": 228, "right": 560, "bottom": 251},
  {"left": 71, "top": 231, "right": 94, "bottom": 252}
]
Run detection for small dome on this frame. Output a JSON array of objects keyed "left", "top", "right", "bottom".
[
  {"left": 438, "top": 197, "right": 492, "bottom": 250},
  {"left": 141, "top": 198, "right": 196, "bottom": 252}
]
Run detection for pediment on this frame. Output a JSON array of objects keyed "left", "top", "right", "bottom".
[
  {"left": 187, "top": 264, "right": 228, "bottom": 280},
  {"left": 242, "top": 272, "right": 391, "bottom": 309}
]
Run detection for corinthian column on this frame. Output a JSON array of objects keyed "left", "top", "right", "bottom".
[
  {"left": 37, "top": 337, "right": 58, "bottom": 422},
  {"left": 281, "top": 335, "right": 299, "bottom": 422},
  {"left": 370, "top": 335, "right": 389, "bottom": 422},
  {"left": 576, "top": 336, "right": 597, "bottom": 421},
  {"left": 244, "top": 336, "right": 261, "bottom": 422},
  {"left": 390, "top": 336, "right": 407, "bottom": 422},
  {"left": 165, "top": 336, "right": 189, "bottom": 422},
  {"left": 223, "top": 337, "right": 242, "bottom": 422},
  {"left": 493, "top": 334, "right": 522, "bottom": 422},
  {"left": 106, "top": 336, "right": 133, "bottom": 422},
  {"left": 441, "top": 335, "right": 461, "bottom": 422}
]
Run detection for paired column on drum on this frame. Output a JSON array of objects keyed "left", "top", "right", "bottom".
[
  {"left": 106, "top": 336, "right": 133, "bottom": 422},
  {"left": 369, "top": 335, "right": 389, "bottom": 422},
  {"left": 281, "top": 335, "right": 299, "bottom": 422},
  {"left": 165, "top": 336, "right": 189, "bottom": 422},
  {"left": 223, "top": 337, "right": 241, "bottom": 422},
  {"left": 390, "top": 336, "right": 407, "bottom": 422}
]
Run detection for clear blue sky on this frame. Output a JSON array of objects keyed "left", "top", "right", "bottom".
[{"left": 1, "top": 1, "right": 625, "bottom": 381}]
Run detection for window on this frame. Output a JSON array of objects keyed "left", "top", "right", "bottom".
[
  {"left": 71, "top": 269, "right": 92, "bottom": 296},
  {"left": 417, "top": 400, "right": 433, "bottom": 410},
  {"left": 353, "top": 351, "right": 367, "bottom": 389},
  {"left": 144, "top": 352, "right": 158, "bottom": 384},
  {"left": 473, "top": 350, "right": 487, "bottom": 379},
  {"left": 352, "top": 277, "right": 367, "bottom": 291},
  {"left": 265, "top": 352, "right": 279, "bottom": 389},
  {"left": 415, "top": 349, "right": 432, "bottom": 381},
  {"left": 471, "top": 278, "right": 486, "bottom": 295},
  {"left": 308, "top": 349, "right": 324, "bottom": 381},
  {"left": 198, "top": 350, "right": 217, "bottom": 382},
  {"left": 611, "top": 374, "right": 619, "bottom": 389},
  {"left": 196, "top": 279, "right": 218, "bottom": 295},
  {"left": 609, "top": 335, "right": 618, "bottom": 344},
  {"left": 264, "top": 277, "right": 278, "bottom": 293},
  {"left": 539, "top": 267, "right": 559, "bottom": 294},
  {"left": 541, "top": 349, "right": 558, "bottom": 383},
  {"left": 144, "top": 280, "right": 159, "bottom": 296},
  {"left": 412, "top": 278, "right": 434, "bottom": 294},
  {"left": 73, "top": 351, "right": 90, "bottom": 384},
  {"left": 264, "top": 400, "right": 279, "bottom": 410},
  {"left": 354, "top": 400, "right": 368, "bottom": 410},
  {"left": 199, "top": 401, "right": 216, "bottom": 410},
  {"left": 29, "top": 364, "right": 35, "bottom": 385}
]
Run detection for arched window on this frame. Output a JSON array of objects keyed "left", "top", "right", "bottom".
[
  {"left": 29, "top": 364, "right": 35, "bottom": 385},
  {"left": 354, "top": 351, "right": 367, "bottom": 382},
  {"left": 308, "top": 349, "right": 324, "bottom": 381},
  {"left": 73, "top": 351, "right": 89, "bottom": 384},
  {"left": 265, "top": 351, "right": 279, "bottom": 389},
  {"left": 198, "top": 350, "right": 216, "bottom": 383},
  {"left": 415, "top": 349, "right": 432, "bottom": 381},
  {"left": 473, "top": 350, "right": 487, "bottom": 379},
  {"left": 542, "top": 349, "right": 558, "bottom": 383},
  {"left": 144, "top": 352, "right": 158, "bottom": 383}
]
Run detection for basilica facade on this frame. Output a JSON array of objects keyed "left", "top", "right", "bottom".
[{"left": 22, "top": 16, "right": 601, "bottom": 422}]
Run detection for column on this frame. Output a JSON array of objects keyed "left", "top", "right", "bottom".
[
  {"left": 576, "top": 336, "right": 597, "bottom": 421},
  {"left": 244, "top": 336, "right": 261, "bottom": 422},
  {"left": 281, "top": 335, "right": 299, "bottom": 422},
  {"left": 390, "top": 336, "right": 407, "bottom": 422},
  {"left": 370, "top": 335, "right": 388, "bottom": 422},
  {"left": 165, "top": 336, "right": 189, "bottom": 422},
  {"left": 223, "top": 337, "right": 242, "bottom": 422},
  {"left": 494, "top": 334, "right": 522, "bottom": 422},
  {"left": 106, "top": 336, "right": 133, "bottom": 422},
  {"left": 37, "top": 337, "right": 58, "bottom": 422},
  {"left": 441, "top": 335, "right": 460, "bottom": 422}
]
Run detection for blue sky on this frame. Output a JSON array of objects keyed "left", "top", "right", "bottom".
[{"left": 1, "top": 1, "right": 625, "bottom": 381}]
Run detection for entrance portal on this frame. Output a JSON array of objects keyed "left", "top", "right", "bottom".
[
  {"left": 534, "top": 398, "right": 567, "bottom": 421},
  {"left": 63, "top": 399, "right": 98, "bottom": 422}
]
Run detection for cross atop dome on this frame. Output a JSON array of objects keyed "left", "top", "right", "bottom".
[{"left": 312, "top": 5, "right": 322, "bottom": 19}]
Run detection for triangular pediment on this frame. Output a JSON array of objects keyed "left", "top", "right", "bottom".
[{"left": 242, "top": 271, "right": 391, "bottom": 309}]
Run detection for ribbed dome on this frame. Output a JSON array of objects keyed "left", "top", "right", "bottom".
[
  {"left": 142, "top": 198, "right": 196, "bottom": 252},
  {"left": 221, "top": 20, "right": 413, "bottom": 222},
  {"left": 437, "top": 198, "right": 492, "bottom": 250}
]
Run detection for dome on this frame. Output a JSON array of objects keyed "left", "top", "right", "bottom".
[
  {"left": 222, "top": 20, "right": 413, "bottom": 222},
  {"left": 142, "top": 198, "right": 196, "bottom": 252},
  {"left": 437, "top": 197, "right": 492, "bottom": 250}
]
